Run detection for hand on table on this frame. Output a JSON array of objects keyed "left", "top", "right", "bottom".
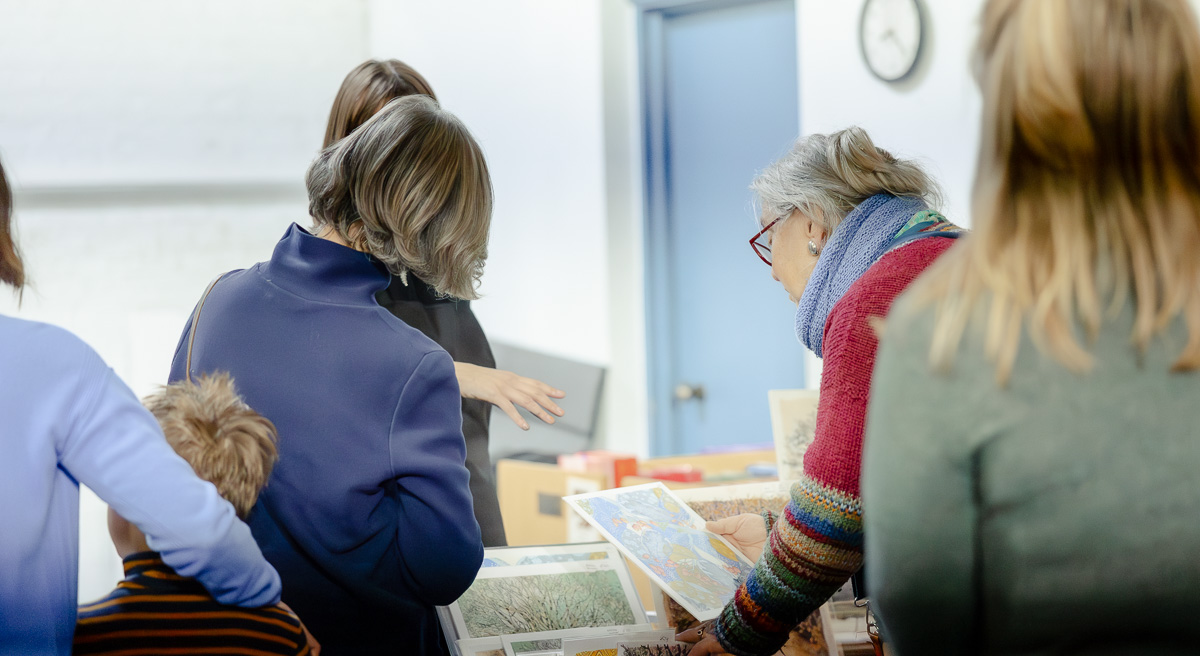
[
  {"left": 676, "top": 622, "right": 732, "bottom": 656},
  {"left": 707, "top": 513, "right": 769, "bottom": 562},
  {"left": 454, "top": 362, "right": 565, "bottom": 430}
]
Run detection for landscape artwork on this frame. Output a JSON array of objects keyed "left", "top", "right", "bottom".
[
  {"left": 501, "top": 626, "right": 659, "bottom": 656},
  {"left": 450, "top": 561, "right": 644, "bottom": 639},
  {"left": 562, "top": 629, "right": 674, "bottom": 656},
  {"left": 481, "top": 542, "right": 618, "bottom": 568},
  {"left": 456, "top": 638, "right": 507, "bottom": 656},
  {"left": 768, "top": 389, "right": 819, "bottom": 481},
  {"left": 616, "top": 644, "right": 689, "bottom": 656},
  {"left": 674, "top": 481, "right": 792, "bottom": 525},
  {"left": 564, "top": 483, "right": 755, "bottom": 621}
]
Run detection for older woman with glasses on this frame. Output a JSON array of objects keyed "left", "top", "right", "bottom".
[{"left": 680, "top": 126, "right": 963, "bottom": 656}]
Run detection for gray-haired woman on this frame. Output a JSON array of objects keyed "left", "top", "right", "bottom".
[{"left": 680, "top": 126, "right": 964, "bottom": 656}]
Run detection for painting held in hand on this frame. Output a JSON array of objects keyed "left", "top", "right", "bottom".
[{"left": 564, "top": 483, "right": 755, "bottom": 621}]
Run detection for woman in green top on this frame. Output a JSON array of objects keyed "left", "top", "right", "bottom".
[{"left": 862, "top": 0, "right": 1200, "bottom": 653}]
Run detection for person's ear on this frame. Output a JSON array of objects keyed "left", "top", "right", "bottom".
[{"left": 805, "top": 219, "right": 828, "bottom": 245}]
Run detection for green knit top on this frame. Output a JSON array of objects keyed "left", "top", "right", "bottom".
[{"left": 863, "top": 292, "right": 1200, "bottom": 655}]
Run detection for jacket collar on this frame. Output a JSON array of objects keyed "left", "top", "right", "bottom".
[{"left": 262, "top": 223, "right": 392, "bottom": 305}]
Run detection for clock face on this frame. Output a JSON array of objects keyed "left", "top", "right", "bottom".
[{"left": 859, "top": 0, "right": 924, "bottom": 82}]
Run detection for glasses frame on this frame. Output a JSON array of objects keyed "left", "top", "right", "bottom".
[{"left": 749, "top": 216, "right": 783, "bottom": 266}]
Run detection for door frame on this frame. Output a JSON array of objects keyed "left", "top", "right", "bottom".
[{"left": 634, "top": 0, "right": 791, "bottom": 456}]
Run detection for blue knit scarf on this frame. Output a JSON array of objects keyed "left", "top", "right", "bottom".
[{"left": 794, "top": 194, "right": 930, "bottom": 357}]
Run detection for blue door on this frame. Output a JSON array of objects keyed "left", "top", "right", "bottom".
[{"left": 643, "top": 0, "right": 802, "bottom": 455}]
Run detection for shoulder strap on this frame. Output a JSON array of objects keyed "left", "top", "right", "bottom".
[{"left": 185, "top": 273, "right": 228, "bottom": 382}]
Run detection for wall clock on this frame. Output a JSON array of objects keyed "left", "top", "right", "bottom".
[{"left": 859, "top": 0, "right": 926, "bottom": 83}]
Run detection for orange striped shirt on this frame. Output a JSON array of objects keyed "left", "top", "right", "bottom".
[{"left": 75, "top": 552, "right": 308, "bottom": 655}]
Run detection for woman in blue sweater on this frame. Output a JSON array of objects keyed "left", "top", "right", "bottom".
[
  {"left": 0, "top": 158, "right": 282, "bottom": 654},
  {"left": 169, "top": 96, "right": 487, "bottom": 654}
]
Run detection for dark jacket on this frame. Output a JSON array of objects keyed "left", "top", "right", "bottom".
[
  {"left": 376, "top": 277, "right": 507, "bottom": 546},
  {"left": 170, "top": 224, "right": 483, "bottom": 656}
]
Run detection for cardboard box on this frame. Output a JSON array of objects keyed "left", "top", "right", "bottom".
[{"left": 495, "top": 459, "right": 607, "bottom": 546}]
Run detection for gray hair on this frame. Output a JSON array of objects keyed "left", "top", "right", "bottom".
[{"left": 751, "top": 126, "right": 942, "bottom": 233}]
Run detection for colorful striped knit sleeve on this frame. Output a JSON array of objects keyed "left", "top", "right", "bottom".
[
  {"left": 713, "top": 247, "right": 910, "bottom": 655},
  {"left": 712, "top": 476, "right": 863, "bottom": 655}
]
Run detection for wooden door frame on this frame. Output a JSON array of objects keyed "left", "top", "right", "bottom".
[{"left": 634, "top": 0, "right": 785, "bottom": 456}]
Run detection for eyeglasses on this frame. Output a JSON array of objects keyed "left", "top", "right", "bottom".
[{"left": 749, "top": 216, "right": 783, "bottom": 266}]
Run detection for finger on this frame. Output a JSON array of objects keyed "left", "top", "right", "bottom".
[
  {"left": 676, "top": 626, "right": 702, "bottom": 644},
  {"left": 516, "top": 395, "right": 556, "bottom": 425},
  {"left": 498, "top": 400, "right": 530, "bottom": 430},
  {"left": 533, "top": 393, "right": 565, "bottom": 417},
  {"left": 537, "top": 380, "right": 566, "bottom": 398},
  {"left": 706, "top": 518, "right": 735, "bottom": 534}
]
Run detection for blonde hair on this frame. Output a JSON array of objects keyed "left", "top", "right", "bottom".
[
  {"left": 752, "top": 126, "right": 942, "bottom": 231},
  {"left": 143, "top": 374, "right": 278, "bottom": 519},
  {"left": 322, "top": 59, "right": 437, "bottom": 148},
  {"left": 306, "top": 94, "right": 493, "bottom": 300},
  {"left": 909, "top": 0, "right": 1200, "bottom": 383}
]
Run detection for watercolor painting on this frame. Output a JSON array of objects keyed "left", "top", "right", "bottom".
[
  {"left": 768, "top": 389, "right": 819, "bottom": 481},
  {"left": 455, "top": 565, "right": 640, "bottom": 638},
  {"left": 565, "top": 483, "right": 755, "bottom": 621},
  {"left": 616, "top": 644, "right": 688, "bottom": 656},
  {"left": 480, "top": 543, "right": 618, "bottom": 568}
]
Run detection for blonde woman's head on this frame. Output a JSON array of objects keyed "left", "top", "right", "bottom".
[
  {"left": 306, "top": 94, "right": 492, "bottom": 300},
  {"left": 914, "top": 0, "right": 1200, "bottom": 381}
]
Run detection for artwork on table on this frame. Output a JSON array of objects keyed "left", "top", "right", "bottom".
[
  {"left": 456, "top": 638, "right": 507, "bottom": 656},
  {"left": 499, "top": 626, "right": 659, "bottom": 656},
  {"left": 564, "top": 483, "right": 756, "bottom": 622},
  {"left": 562, "top": 629, "right": 674, "bottom": 656},
  {"left": 481, "top": 542, "right": 619, "bottom": 568},
  {"left": 768, "top": 389, "right": 819, "bottom": 481},
  {"left": 615, "top": 643, "right": 688, "bottom": 656},
  {"left": 448, "top": 560, "right": 645, "bottom": 640},
  {"left": 673, "top": 481, "right": 792, "bottom": 524}
]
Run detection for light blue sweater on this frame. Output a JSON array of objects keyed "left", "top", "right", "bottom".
[{"left": 0, "top": 315, "right": 281, "bottom": 655}]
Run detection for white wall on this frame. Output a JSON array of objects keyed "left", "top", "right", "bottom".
[
  {"left": 797, "top": 0, "right": 984, "bottom": 226},
  {"left": 0, "top": 0, "right": 369, "bottom": 602},
  {"left": 367, "top": 0, "right": 651, "bottom": 455},
  {"left": 367, "top": 0, "right": 611, "bottom": 364}
]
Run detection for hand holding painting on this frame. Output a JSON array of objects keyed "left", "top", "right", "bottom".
[{"left": 704, "top": 515, "right": 768, "bottom": 562}]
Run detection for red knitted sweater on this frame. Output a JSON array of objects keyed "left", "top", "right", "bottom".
[
  {"left": 714, "top": 236, "right": 956, "bottom": 656},
  {"left": 803, "top": 236, "right": 956, "bottom": 495}
]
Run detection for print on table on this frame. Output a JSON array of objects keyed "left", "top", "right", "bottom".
[{"left": 455, "top": 564, "right": 639, "bottom": 638}]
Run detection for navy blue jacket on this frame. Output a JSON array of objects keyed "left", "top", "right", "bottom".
[{"left": 170, "top": 224, "right": 483, "bottom": 655}]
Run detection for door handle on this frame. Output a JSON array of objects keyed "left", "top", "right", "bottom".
[{"left": 674, "top": 383, "right": 706, "bottom": 402}]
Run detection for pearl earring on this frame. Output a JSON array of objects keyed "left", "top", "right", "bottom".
[
  {"left": 399, "top": 269, "right": 409, "bottom": 287},
  {"left": 808, "top": 240, "right": 820, "bottom": 256}
]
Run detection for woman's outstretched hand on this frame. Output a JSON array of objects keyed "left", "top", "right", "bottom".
[
  {"left": 707, "top": 514, "right": 769, "bottom": 562},
  {"left": 454, "top": 362, "right": 565, "bottom": 430}
]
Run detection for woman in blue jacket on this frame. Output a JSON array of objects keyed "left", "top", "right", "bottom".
[
  {"left": 0, "top": 158, "right": 282, "bottom": 654},
  {"left": 169, "top": 95, "right": 486, "bottom": 654}
]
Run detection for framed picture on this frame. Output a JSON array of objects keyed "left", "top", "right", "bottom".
[
  {"left": 447, "top": 559, "right": 646, "bottom": 640},
  {"left": 562, "top": 629, "right": 674, "bottom": 656},
  {"left": 614, "top": 643, "right": 688, "bottom": 656},
  {"left": 564, "top": 483, "right": 755, "bottom": 621},
  {"left": 480, "top": 542, "right": 621, "bottom": 569},
  {"left": 768, "top": 389, "right": 819, "bottom": 481},
  {"left": 499, "top": 625, "right": 658, "bottom": 656},
  {"left": 673, "top": 481, "right": 792, "bottom": 524},
  {"left": 456, "top": 638, "right": 507, "bottom": 656}
]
